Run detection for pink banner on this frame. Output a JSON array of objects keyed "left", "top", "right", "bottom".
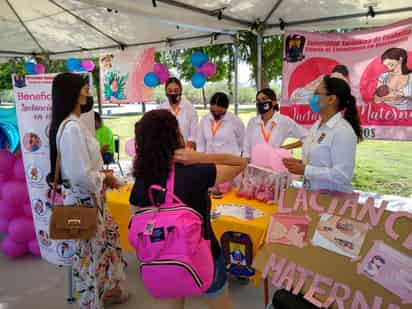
[
  {"left": 99, "top": 48, "right": 155, "bottom": 104},
  {"left": 281, "top": 18, "right": 412, "bottom": 140}
]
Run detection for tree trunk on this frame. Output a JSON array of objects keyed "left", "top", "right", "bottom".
[{"left": 202, "top": 88, "right": 207, "bottom": 109}]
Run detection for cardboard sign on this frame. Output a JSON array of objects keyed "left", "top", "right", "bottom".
[{"left": 253, "top": 187, "right": 412, "bottom": 309}]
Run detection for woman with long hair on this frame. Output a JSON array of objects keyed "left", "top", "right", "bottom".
[
  {"left": 158, "top": 77, "right": 199, "bottom": 149},
  {"left": 375, "top": 47, "right": 412, "bottom": 108},
  {"left": 130, "top": 109, "right": 248, "bottom": 309},
  {"left": 243, "top": 88, "right": 307, "bottom": 157},
  {"left": 48, "top": 73, "right": 127, "bottom": 308},
  {"left": 284, "top": 76, "right": 363, "bottom": 193}
]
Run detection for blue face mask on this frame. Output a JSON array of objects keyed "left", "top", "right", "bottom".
[{"left": 309, "top": 95, "right": 321, "bottom": 113}]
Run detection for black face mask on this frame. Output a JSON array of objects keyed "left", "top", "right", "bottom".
[
  {"left": 211, "top": 111, "right": 225, "bottom": 121},
  {"left": 81, "top": 96, "right": 94, "bottom": 114},
  {"left": 256, "top": 100, "right": 273, "bottom": 115},
  {"left": 167, "top": 94, "right": 181, "bottom": 105}
]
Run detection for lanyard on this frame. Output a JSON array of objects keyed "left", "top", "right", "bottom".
[
  {"left": 210, "top": 119, "right": 223, "bottom": 137},
  {"left": 259, "top": 121, "right": 276, "bottom": 143}
]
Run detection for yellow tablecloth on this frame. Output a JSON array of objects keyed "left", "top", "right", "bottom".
[{"left": 106, "top": 186, "right": 277, "bottom": 256}]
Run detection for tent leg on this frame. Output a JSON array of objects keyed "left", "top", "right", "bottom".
[
  {"left": 257, "top": 32, "right": 263, "bottom": 90},
  {"left": 233, "top": 39, "right": 239, "bottom": 115},
  {"left": 67, "top": 265, "right": 75, "bottom": 304}
]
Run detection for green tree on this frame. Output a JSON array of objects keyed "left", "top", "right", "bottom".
[{"left": 238, "top": 32, "right": 283, "bottom": 89}]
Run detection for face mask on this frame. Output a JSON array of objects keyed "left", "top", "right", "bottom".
[
  {"left": 309, "top": 95, "right": 322, "bottom": 113},
  {"left": 81, "top": 96, "right": 94, "bottom": 114},
  {"left": 256, "top": 100, "right": 273, "bottom": 115},
  {"left": 211, "top": 111, "right": 225, "bottom": 121},
  {"left": 167, "top": 94, "right": 181, "bottom": 105}
]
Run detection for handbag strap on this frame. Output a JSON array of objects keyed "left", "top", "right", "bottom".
[{"left": 51, "top": 119, "right": 99, "bottom": 209}]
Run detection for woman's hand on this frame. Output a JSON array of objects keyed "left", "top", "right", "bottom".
[
  {"left": 104, "top": 173, "right": 121, "bottom": 189},
  {"left": 283, "top": 158, "right": 306, "bottom": 175}
]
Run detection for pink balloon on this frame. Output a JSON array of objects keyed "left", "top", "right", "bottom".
[
  {"left": 2, "top": 181, "right": 30, "bottom": 208},
  {"left": 23, "top": 203, "right": 32, "bottom": 218},
  {"left": 154, "top": 63, "right": 168, "bottom": 75},
  {"left": 13, "top": 159, "right": 26, "bottom": 181},
  {"left": 0, "top": 218, "right": 9, "bottom": 233},
  {"left": 1, "top": 236, "right": 28, "bottom": 258},
  {"left": 198, "top": 61, "right": 216, "bottom": 78},
  {"left": 34, "top": 63, "right": 45, "bottom": 74},
  {"left": 251, "top": 144, "right": 292, "bottom": 173},
  {"left": 81, "top": 59, "right": 95, "bottom": 71},
  {"left": 8, "top": 217, "right": 36, "bottom": 243},
  {"left": 125, "top": 138, "right": 136, "bottom": 157},
  {"left": 0, "top": 150, "right": 15, "bottom": 179},
  {"left": 158, "top": 70, "right": 170, "bottom": 84},
  {"left": 0, "top": 199, "right": 23, "bottom": 220},
  {"left": 28, "top": 239, "right": 41, "bottom": 256}
]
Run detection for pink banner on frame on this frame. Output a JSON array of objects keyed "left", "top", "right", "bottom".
[
  {"left": 99, "top": 48, "right": 155, "bottom": 104},
  {"left": 281, "top": 18, "right": 412, "bottom": 141}
]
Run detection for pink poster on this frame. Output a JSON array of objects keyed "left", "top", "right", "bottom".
[
  {"left": 281, "top": 18, "right": 412, "bottom": 140},
  {"left": 99, "top": 48, "right": 155, "bottom": 104},
  {"left": 358, "top": 241, "right": 412, "bottom": 304}
]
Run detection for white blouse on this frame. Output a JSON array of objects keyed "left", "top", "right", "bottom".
[
  {"left": 158, "top": 99, "right": 199, "bottom": 143},
  {"left": 197, "top": 112, "right": 245, "bottom": 156},
  {"left": 302, "top": 112, "right": 357, "bottom": 193},
  {"left": 243, "top": 112, "right": 308, "bottom": 158},
  {"left": 57, "top": 114, "right": 105, "bottom": 200}
]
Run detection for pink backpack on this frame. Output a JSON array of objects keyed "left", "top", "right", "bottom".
[{"left": 128, "top": 165, "right": 214, "bottom": 299}]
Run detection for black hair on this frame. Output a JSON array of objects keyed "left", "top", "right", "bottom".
[
  {"left": 381, "top": 48, "right": 411, "bottom": 74},
  {"left": 332, "top": 65, "right": 349, "bottom": 78},
  {"left": 256, "top": 88, "right": 279, "bottom": 111},
  {"left": 48, "top": 73, "right": 87, "bottom": 185},
  {"left": 133, "top": 110, "right": 183, "bottom": 188},
  {"left": 165, "top": 77, "right": 182, "bottom": 92},
  {"left": 210, "top": 92, "right": 229, "bottom": 109},
  {"left": 323, "top": 75, "right": 363, "bottom": 142}
]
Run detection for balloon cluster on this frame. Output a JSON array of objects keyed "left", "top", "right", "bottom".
[
  {"left": 0, "top": 150, "right": 40, "bottom": 258},
  {"left": 144, "top": 63, "right": 170, "bottom": 88},
  {"left": 66, "top": 58, "right": 95, "bottom": 72},
  {"left": 190, "top": 52, "right": 216, "bottom": 89},
  {"left": 24, "top": 62, "right": 46, "bottom": 75}
]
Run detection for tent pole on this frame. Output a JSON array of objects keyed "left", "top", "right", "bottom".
[
  {"left": 233, "top": 39, "right": 239, "bottom": 115},
  {"left": 257, "top": 33, "right": 263, "bottom": 90}
]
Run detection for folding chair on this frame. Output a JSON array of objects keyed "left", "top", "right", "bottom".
[{"left": 105, "top": 135, "right": 124, "bottom": 176}]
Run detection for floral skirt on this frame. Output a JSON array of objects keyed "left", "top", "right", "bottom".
[{"left": 64, "top": 190, "right": 126, "bottom": 309}]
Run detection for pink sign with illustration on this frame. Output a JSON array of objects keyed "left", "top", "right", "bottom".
[
  {"left": 266, "top": 214, "right": 310, "bottom": 248},
  {"left": 358, "top": 241, "right": 412, "bottom": 304},
  {"left": 281, "top": 18, "right": 412, "bottom": 140}
]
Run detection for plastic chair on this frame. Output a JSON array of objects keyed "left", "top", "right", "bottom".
[{"left": 105, "top": 135, "right": 124, "bottom": 176}]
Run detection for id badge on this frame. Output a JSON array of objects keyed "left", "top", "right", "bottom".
[{"left": 144, "top": 220, "right": 156, "bottom": 235}]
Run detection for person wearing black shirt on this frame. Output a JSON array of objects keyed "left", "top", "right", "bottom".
[{"left": 130, "top": 109, "right": 247, "bottom": 309}]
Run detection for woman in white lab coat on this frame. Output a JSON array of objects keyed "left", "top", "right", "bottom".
[
  {"left": 158, "top": 77, "right": 198, "bottom": 149},
  {"left": 243, "top": 88, "right": 307, "bottom": 158},
  {"left": 197, "top": 92, "right": 245, "bottom": 195},
  {"left": 48, "top": 73, "right": 127, "bottom": 308},
  {"left": 283, "top": 76, "right": 363, "bottom": 193}
]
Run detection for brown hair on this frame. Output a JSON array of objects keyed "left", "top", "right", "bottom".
[{"left": 381, "top": 48, "right": 411, "bottom": 74}]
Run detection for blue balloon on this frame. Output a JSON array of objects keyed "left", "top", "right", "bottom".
[
  {"left": 24, "top": 62, "right": 35, "bottom": 74},
  {"left": 190, "top": 51, "right": 208, "bottom": 68},
  {"left": 0, "top": 106, "right": 20, "bottom": 152},
  {"left": 144, "top": 72, "right": 160, "bottom": 88},
  {"left": 191, "top": 72, "right": 206, "bottom": 89},
  {"left": 66, "top": 58, "right": 81, "bottom": 71}
]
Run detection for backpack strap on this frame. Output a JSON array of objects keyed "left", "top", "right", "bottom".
[{"left": 147, "top": 163, "right": 184, "bottom": 207}]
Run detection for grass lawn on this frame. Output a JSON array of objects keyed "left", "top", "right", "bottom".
[{"left": 105, "top": 110, "right": 412, "bottom": 198}]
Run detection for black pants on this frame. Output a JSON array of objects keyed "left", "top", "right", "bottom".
[{"left": 272, "top": 289, "right": 327, "bottom": 309}]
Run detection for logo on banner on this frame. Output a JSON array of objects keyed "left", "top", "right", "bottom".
[
  {"left": 56, "top": 241, "right": 75, "bottom": 259},
  {"left": 23, "top": 132, "right": 42, "bottom": 153},
  {"left": 285, "top": 34, "right": 306, "bottom": 63}
]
